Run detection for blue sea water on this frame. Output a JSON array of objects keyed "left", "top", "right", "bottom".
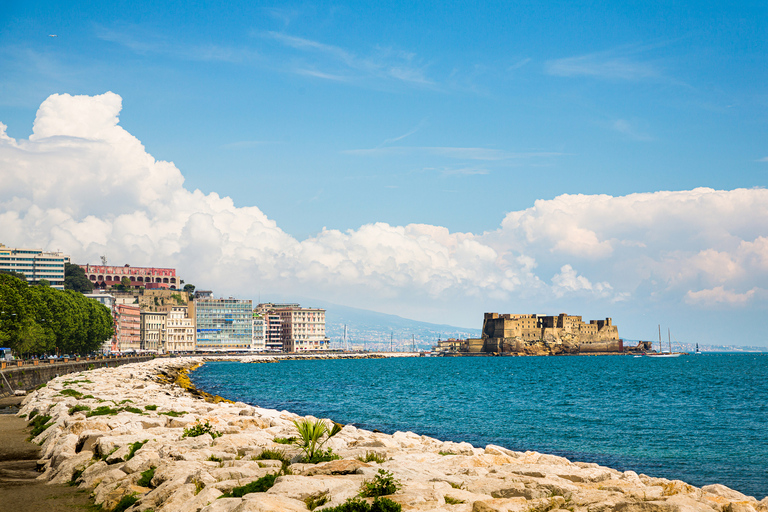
[{"left": 190, "top": 354, "right": 768, "bottom": 499}]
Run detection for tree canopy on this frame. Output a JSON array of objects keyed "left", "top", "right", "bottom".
[
  {"left": 0, "top": 274, "right": 113, "bottom": 356},
  {"left": 64, "top": 263, "right": 94, "bottom": 293}
]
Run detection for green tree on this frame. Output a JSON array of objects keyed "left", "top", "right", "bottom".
[
  {"left": 0, "top": 270, "right": 27, "bottom": 281},
  {"left": 37, "top": 279, "right": 50, "bottom": 287},
  {"left": 120, "top": 276, "right": 131, "bottom": 290},
  {"left": 183, "top": 283, "right": 195, "bottom": 294},
  {"left": 0, "top": 274, "right": 32, "bottom": 354},
  {"left": 64, "top": 263, "right": 94, "bottom": 293}
]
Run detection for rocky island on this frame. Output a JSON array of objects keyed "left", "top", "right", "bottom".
[{"left": 17, "top": 357, "right": 767, "bottom": 512}]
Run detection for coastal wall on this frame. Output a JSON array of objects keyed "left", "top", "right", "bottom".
[
  {"left": 15, "top": 357, "right": 767, "bottom": 512},
  {"left": 0, "top": 355, "right": 153, "bottom": 398}
]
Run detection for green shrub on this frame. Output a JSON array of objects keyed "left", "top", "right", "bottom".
[
  {"left": 28, "top": 410, "right": 38, "bottom": 420},
  {"left": 28, "top": 414, "right": 54, "bottom": 438},
  {"left": 438, "top": 451, "right": 456, "bottom": 456},
  {"left": 137, "top": 466, "right": 156, "bottom": 488},
  {"left": 159, "top": 410, "right": 187, "bottom": 417},
  {"left": 273, "top": 436, "right": 296, "bottom": 444},
  {"left": 118, "top": 399, "right": 133, "bottom": 404},
  {"left": 255, "top": 448, "right": 288, "bottom": 463},
  {"left": 306, "top": 447, "right": 341, "bottom": 464},
  {"left": 87, "top": 406, "right": 120, "bottom": 417},
  {"left": 126, "top": 440, "right": 148, "bottom": 460},
  {"left": 357, "top": 451, "right": 386, "bottom": 464},
  {"left": 207, "top": 455, "right": 223, "bottom": 463},
  {"left": 220, "top": 472, "right": 279, "bottom": 497},
  {"left": 360, "top": 470, "right": 401, "bottom": 498},
  {"left": 292, "top": 418, "right": 343, "bottom": 463},
  {"left": 59, "top": 388, "right": 83, "bottom": 399},
  {"left": 182, "top": 420, "right": 221, "bottom": 439},
  {"left": 305, "top": 492, "right": 329, "bottom": 510},
  {"left": 111, "top": 494, "right": 139, "bottom": 512},
  {"left": 69, "top": 404, "right": 91, "bottom": 415},
  {"left": 81, "top": 394, "right": 95, "bottom": 400},
  {"left": 144, "top": 405, "right": 158, "bottom": 411},
  {"left": 323, "top": 497, "right": 402, "bottom": 512},
  {"left": 444, "top": 496, "right": 465, "bottom": 504},
  {"left": 122, "top": 406, "right": 143, "bottom": 414}
]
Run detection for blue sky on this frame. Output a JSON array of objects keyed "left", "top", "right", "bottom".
[{"left": 1, "top": 1, "right": 767, "bottom": 343}]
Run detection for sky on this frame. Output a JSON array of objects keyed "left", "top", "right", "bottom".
[{"left": 1, "top": 1, "right": 767, "bottom": 345}]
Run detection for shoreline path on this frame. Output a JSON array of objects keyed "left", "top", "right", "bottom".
[{"left": 11, "top": 357, "right": 768, "bottom": 512}]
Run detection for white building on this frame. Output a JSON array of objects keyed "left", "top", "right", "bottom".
[
  {"left": 256, "top": 303, "right": 329, "bottom": 352},
  {"left": 163, "top": 305, "right": 196, "bottom": 353},
  {"left": 252, "top": 313, "right": 265, "bottom": 351},
  {"left": 0, "top": 243, "right": 70, "bottom": 290}
]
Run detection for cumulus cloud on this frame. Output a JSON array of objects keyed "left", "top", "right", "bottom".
[{"left": 2, "top": 92, "right": 768, "bottom": 324}]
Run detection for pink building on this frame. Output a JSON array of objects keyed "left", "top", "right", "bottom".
[
  {"left": 115, "top": 304, "right": 141, "bottom": 352},
  {"left": 80, "top": 264, "right": 180, "bottom": 290}
]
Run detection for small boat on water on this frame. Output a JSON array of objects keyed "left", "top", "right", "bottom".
[
  {"left": 694, "top": 343, "right": 702, "bottom": 355},
  {"left": 646, "top": 326, "right": 683, "bottom": 358}
]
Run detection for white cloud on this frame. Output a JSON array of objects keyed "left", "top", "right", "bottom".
[
  {"left": 2, "top": 93, "right": 768, "bottom": 324},
  {"left": 685, "top": 286, "right": 759, "bottom": 306},
  {"left": 551, "top": 264, "right": 614, "bottom": 299},
  {"left": 545, "top": 52, "right": 658, "bottom": 81}
]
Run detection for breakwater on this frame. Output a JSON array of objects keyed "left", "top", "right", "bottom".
[
  {"left": 0, "top": 355, "right": 154, "bottom": 398},
  {"left": 15, "top": 356, "right": 768, "bottom": 512}
]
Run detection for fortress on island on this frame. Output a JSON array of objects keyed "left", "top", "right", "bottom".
[{"left": 440, "top": 312, "right": 627, "bottom": 355}]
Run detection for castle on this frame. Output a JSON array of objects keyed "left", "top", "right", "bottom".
[{"left": 460, "top": 313, "right": 623, "bottom": 355}]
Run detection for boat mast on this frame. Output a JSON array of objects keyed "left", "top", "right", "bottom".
[
  {"left": 668, "top": 328, "right": 671, "bottom": 354},
  {"left": 658, "top": 325, "right": 662, "bottom": 353},
  {"left": 343, "top": 324, "right": 347, "bottom": 352}
]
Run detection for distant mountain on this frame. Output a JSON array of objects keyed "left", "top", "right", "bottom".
[{"left": 262, "top": 296, "right": 479, "bottom": 351}]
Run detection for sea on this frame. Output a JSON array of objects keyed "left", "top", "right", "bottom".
[{"left": 189, "top": 353, "right": 768, "bottom": 499}]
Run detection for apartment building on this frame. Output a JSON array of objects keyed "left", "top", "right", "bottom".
[
  {"left": 163, "top": 305, "right": 196, "bottom": 353},
  {"left": 140, "top": 311, "right": 167, "bottom": 353},
  {"left": 252, "top": 313, "right": 265, "bottom": 351},
  {"left": 195, "top": 298, "right": 253, "bottom": 351},
  {"left": 256, "top": 303, "right": 329, "bottom": 352},
  {"left": 0, "top": 243, "right": 70, "bottom": 289},
  {"left": 115, "top": 304, "right": 141, "bottom": 352}
]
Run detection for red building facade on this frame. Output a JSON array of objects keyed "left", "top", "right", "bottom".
[{"left": 80, "top": 264, "right": 180, "bottom": 290}]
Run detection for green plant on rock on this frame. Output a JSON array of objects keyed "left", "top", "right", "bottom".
[
  {"left": 144, "top": 405, "right": 158, "bottom": 411},
  {"left": 219, "top": 472, "right": 280, "bottom": 498},
  {"left": 360, "top": 469, "right": 402, "bottom": 498},
  {"left": 323, "top": 497, "right": 402, "bottom": 512},
  {"left": 60, "top": 388, "right": 84, "bottom": 399},
  {"left": 255, "top": 448, "right": 288, "bottom": 463},
  {"left": 159, "top": 410, "right": 187, "bottom": 417},
  {"left": 28, "top": 414, "right": 54, "bottom": 438},
  {"left": 207, "top": 455, "right": 223, "bottom": 463},
  {"left": 87, "top": 405, "right": 121, "bottom": 417},
  {"left": 111, "top": 493, "right": 139, "bottom": 512},
  {"left": 69, "top": 404, "right": 91, "bottom": 415},
  {"left": 359, "top": 469, "right": 401, "bottom": 498},
  {"left": 273, "top": 436, "right": 296, "bottom": 444},
  {"left": 126, "top": 440, "right": 148, "bottom": 461},
  {"left": 305, "top": 492, "right": 330, "bottom": 510},
  {"left": 292, "top": 418, "right": 343, "bottom": 463},
  {"left": 444, "top": 496, "right": 465, "bottom": 505},
  {"left": 182, "top": 420, "right": 221, "bottom": 439},
  {"left": 357, "top": 451, "right": 386, "bottom": 463},
  {"left": 137, "top": 466, "right": 156, "bottom": 488}
]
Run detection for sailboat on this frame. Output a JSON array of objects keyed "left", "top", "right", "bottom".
[
  {"left": 646, "top": 326, "right": 682, "bottom": 358},
  {"left": 694, "top": 343, "right": 702, "bottom": 355}
]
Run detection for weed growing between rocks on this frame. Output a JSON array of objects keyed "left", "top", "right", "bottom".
[
  {"left": 137, "top": 466, "right": 156, "bottom": 488},
  {"left": 305, "top": 491, "right": 330, "bottom": 510},
  {"left": 444, "top": 496, "right": 465, "bottom": 504},
  {"left": 219, "top": 472, "right": 280, "bottom": 497},
  {"left": 360, "top": 469, "right": 401, "bottom": 498},
  {"left": 60, "top": 388, "right": 84, "bottom": 399},
  {"left": 126, "top": 440, "right": 148, "bottom": 460},
  {"left": 69, "top": 404, "right": 91, "bottom": 415},
  {"left": 111, "top": 493, "right": 138, "bottom": 512},
  {"left": 438, "top": 451, "right": 456, "bottom": 456},
  {"left": 207, "top": 455, "right": 223, "bottom": 463},
  {"left": 448, "top": 482, "right": 465, "bottom": 490},
  {"left": 101, "top": 446, "right": 119, "bottom": 461},
  {"left": 28, "top": 414, "right": 53, "bottom": 438},
  {"left": 144, "top": 404, "right": 158, "bottom": 411},
  {"left": 87, "top": 406, "right": 121, "bottom": 417},
  {"left": 273, "top": 436, "right": 296, "bottom": 444},
  {"left": 182, "top": 420, "right": 221, "bottom": 439},
  {"left": 255, "top": 448, "right": 288, "bottom": 463},
  {"left": 324, "top": 497, "right": 402, "bottom": 512},
  {"left": 159, "top": 410, "right": 187, "bottom": 417},
  {"left": 357, "top": 451, "right": 387, "bottom": 463}
]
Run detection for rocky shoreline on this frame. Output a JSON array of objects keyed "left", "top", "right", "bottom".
[{"left": 17, "top": 357, "right": 767, "bottom": 512}]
